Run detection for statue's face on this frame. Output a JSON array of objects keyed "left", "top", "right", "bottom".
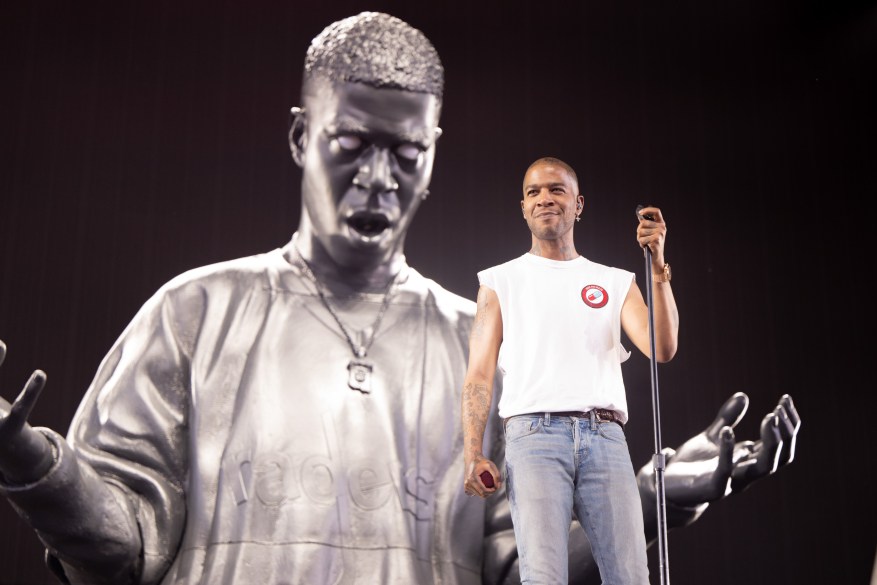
[{"left": 296, "top": 80, "right": 441, "bottom": 269}]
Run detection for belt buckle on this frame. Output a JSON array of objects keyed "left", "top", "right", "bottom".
[{"left": 594, "top": 409, "right": 613, "bottom": 423}]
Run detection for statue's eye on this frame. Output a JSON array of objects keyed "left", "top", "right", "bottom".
[
  {"left": 336, "top": 135, "right": 363, "bottom": 151},
  {"left": 395, "top": 144, "right": 422, "bottom": 162}
]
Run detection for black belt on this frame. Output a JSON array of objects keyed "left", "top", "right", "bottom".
[{"left": 549, "top": 408, "right": 624, "bottom": 427}]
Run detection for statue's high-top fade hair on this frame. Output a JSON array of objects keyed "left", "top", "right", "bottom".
[{"left": 304, "top": 12, "right": 444, "bottom": 100}]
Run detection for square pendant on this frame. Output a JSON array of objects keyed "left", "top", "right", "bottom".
[{"left": 347, "top": 358, "right": 373, "bottom": 393}]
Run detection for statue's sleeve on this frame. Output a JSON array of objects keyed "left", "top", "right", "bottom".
[{"left": 1, "top": 283, "right": 199, "bottom": 585}]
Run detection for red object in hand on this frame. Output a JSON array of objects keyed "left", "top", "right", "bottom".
[{"left": 480, "top": 471, "right": 495, "bottom": 488}]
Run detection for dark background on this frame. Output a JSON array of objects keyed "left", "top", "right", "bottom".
[{"left": 1, "top": 1, "right": 875, "bottom": 584}]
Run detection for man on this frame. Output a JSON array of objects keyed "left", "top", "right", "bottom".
[
  {"left": 462, "top": 157, "right": 678, "bottom": 584},
  {"left": 0, "top": 12, "right": 800, "bottom": 585}
]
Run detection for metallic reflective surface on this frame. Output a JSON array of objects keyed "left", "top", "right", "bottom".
[
  {"left": 305, "top": 12, "right": 444, "bottom": 98},
  {"left": 54, "top": 241, "right": 505, "bottom": 584}
]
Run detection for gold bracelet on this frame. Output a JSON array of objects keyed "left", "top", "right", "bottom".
[{"left": 653, "top": 263, "right": 671, "bottom": 283}]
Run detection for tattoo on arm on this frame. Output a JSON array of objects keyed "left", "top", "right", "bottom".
[
  {"left": 462, "top": 381, "right": 491, "bottom": 460},
  {"left": 470, "top": 293, "right": 489, "bottom": 340}
]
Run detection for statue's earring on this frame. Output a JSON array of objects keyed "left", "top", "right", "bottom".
[{"left": 421, "top": 189, "right": 430, "bottom": 201}]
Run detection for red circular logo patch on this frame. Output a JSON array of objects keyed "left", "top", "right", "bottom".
[{"left": 581, "top": 285, "right": 608, "bottom": 308}]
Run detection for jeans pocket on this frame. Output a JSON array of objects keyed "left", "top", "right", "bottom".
[
  {"left": 503, "top": 416, "right": 542, "bottom": 444},
  {"left": 596, "top": 421, "right": 627, "bottom": 443}
]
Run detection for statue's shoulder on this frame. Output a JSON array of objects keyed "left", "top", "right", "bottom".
[
  {"left": 405, "top": 267, "right": 476, "bottom": 322},
  {"left": 159, "top": 248, "right": 287, "bottom": 295},
  {"left": 126, "top": 249, "right": 291, "bottom": 324}
]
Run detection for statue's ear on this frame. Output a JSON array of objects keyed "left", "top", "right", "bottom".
[{"left": 289, "top": 106, "right": 307, "bottom": 167}]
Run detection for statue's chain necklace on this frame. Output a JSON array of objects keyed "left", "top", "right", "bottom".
[{"left": 293, "top": 244, "right": 400, "bottom": 394}]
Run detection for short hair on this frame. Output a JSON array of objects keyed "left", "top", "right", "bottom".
[
  {"left": 525, "top": 157, "right": 579, "bottom": 192},
  {"left": 304, "top": 12, "right": 444, "bottom": 100}
]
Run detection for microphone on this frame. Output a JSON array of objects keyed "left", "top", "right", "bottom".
[{"left": 635, "top": 204, "right": 654, "bottom": 222}]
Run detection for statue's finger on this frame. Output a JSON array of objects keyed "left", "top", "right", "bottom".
[
  {"left": 757, "top": 413, "right": 782, "bottom": 474},
  {"left": 780, "top": 394, "right": 801, "bottom": 434},
  {"left": 9, "top": 370, "right": 47, "bottom": 427},
  {"left": 715, "top": 426, "right": 735, "bottom": 488},
  {"left": 706, "top": 392, "right": 749, "bottom": 439},
  {"left": 776, "top": 399, "right": 799, "bottom": 465}
]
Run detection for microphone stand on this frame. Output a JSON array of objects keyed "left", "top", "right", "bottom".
[{"left": 637, "top": 205, "right": 670, "bottom": 585}]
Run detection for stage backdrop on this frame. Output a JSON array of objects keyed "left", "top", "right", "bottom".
[{"left": 1, "top": 1, "right": 875, "bottom": 584}]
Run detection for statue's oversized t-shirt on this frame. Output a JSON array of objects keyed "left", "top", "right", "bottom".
[{"left": 3, "top": 238, "right": 506, "bottom": 585}]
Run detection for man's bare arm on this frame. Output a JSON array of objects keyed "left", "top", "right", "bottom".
[
  {"left": 621, "top": 206, "right": 679, "bottom": 362},
  {"left": 461, "top": 285, "right": 503, "bottom": 498}
]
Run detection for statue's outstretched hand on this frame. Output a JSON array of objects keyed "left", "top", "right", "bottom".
[
  {"left": 730, "top": 393, "right": 799, "bottom": 493},
  {"left": 637, "top": 392, "right": 802, "bottom": 531},
  {"left": 0, "top": 340, "right": 55, "bottom": 484},
  {"left": 660, "top": 392, "right": 748, "bottom": 507}
]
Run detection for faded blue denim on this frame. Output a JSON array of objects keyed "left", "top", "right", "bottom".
[{"left": 504, "top": 412, "right": 649, "bottom": 584}]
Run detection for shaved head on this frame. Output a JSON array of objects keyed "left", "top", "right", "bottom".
[{"left": 524, "top": 157, "right": 579, "bottom": 193}]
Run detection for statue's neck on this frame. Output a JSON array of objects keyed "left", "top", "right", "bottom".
[{"left": 286, "top": 231, "right": 405, "bottom": 295}]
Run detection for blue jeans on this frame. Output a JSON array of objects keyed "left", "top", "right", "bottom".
[{"left": 504, "top": 412, "right": 649, "bottom": 584}]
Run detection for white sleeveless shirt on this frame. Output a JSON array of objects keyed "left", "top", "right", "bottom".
[{"left": 478, "top": 253, "right": 634, "bottom": 422}]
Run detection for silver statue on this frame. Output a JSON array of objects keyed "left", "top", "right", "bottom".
[{"left": 0, "top": 12, "right": 800, "bottom": 585}]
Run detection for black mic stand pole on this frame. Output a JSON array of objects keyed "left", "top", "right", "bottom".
[{"left": 636, "top": 205, "right": 670, "bottom": 585}]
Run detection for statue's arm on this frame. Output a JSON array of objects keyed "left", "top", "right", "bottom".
[
  {"left": 636, "top": 392, "right": 801, "bottom": 542},
  {"left": 0, "top": 342, "right": 142, "bottom": 585},
  {"left": 1, "top": 285, "right": 199, "bottom": 585}
]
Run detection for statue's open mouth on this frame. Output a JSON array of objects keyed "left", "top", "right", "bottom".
[{"left": 347, "top": 212, "right": 390, "bottom": 237}]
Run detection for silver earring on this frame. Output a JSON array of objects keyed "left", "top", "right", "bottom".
[
  {"left": 421, "top": 189, "right": 430, "bottom": 201},
  {"left": 575, "top": 215, "right": 581, "bottom": 223}
]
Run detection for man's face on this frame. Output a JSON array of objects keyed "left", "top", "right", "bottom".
[
  {"left": 294, "top": 79, "right": 441, "bottom": 269},
  {"left": 521, "top": 163, "right": 582, "bottom": 240}
]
